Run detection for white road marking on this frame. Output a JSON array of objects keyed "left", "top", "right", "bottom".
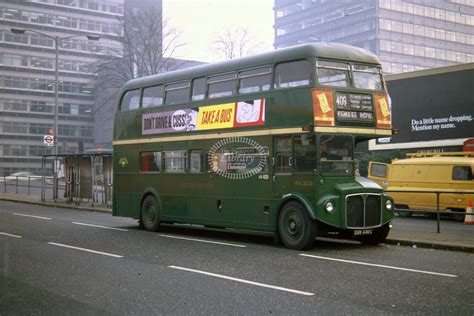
[
  {"left": 13, "top": 213, "right": 51, "bottom": 220},
  {"left": 0, "top": 232, "right": 22, "bottom": 238},
  {"left": 160, "top": 234, "right": 246, "bottom": 248},
  {"left": 299, "top": 254, "right": 457, "bottom": 278},
  {"left": 168, "top": 265, "right": 314, "bottom": 296},
  {"left": 48, "top": 242, "right": 123, "bottom": 258},
  {"left": 72, "top": 222, "right": 128, "bottom": 232}
]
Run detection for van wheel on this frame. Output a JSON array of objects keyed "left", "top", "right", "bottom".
[
  {"left": 396, "top": 205, "right": 412, "bottom": 218},
  {"left": 140, "top": 195, "right": 160, "bottom": 232},
  {"left": 358, "top": 224, "right": 390, "bottom": 246},
  {"left": 451, "top": 208, "right": 465, "bottom": 222},
  {"left": 278, "top": 201, "right": 316, "bottom": 250}
]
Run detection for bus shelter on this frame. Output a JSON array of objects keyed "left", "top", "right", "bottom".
[{"left": 40, "top": 153, "right": 112, "bottom": 207}]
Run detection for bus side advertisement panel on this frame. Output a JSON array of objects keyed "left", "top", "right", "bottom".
[
  {"left": 312, "top": 88, "right": 335, "bottom": 127},
  {"left": 142, "top": 99, "right": 266, "bottom": 135}
]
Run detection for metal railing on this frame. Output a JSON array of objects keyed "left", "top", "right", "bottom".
[
  {"left": 1, "top": 175, "right": 64, "bottom": 199},
  {"left": 387, "top": 188, "right": 474, "bottom": 233}
]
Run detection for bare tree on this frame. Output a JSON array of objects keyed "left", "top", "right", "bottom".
[
  {"left": 95, "top": 6, "right": 185, "bottom": 95},
  {"left": 212, "top": 26, "right": 264, "bottom": 60},
  {"left": 93, "top": 6, "right": 185, "bottom": 145}
]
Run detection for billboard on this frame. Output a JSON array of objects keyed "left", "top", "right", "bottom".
[{"left": 373, "top": 65, "right": 473, "bottom": 149}]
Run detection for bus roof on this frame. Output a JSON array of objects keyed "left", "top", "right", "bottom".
[
  {"left": 392, "top": 156, "right": 474, "bottom": 166},
  {"left": 120, "top": 42, "right": 380, "bottom": 92}
]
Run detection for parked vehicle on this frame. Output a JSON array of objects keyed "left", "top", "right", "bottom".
[
  {"left": 368, "top": 152, "right": 474, "bottom": 222},
  {"left": 2, "top": 172, "right": 42, "bottom": 181}
]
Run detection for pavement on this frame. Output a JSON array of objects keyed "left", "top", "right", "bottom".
[{"left": 1, "top": 192, "right": 473, "bottom": 253}]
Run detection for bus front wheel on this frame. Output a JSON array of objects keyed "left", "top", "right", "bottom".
[
  {"left": 278, "top": 201, "right": 316, "bottom": 250},
  {"left": 140, "top": 195, "right": 161, "bottom": 232}
]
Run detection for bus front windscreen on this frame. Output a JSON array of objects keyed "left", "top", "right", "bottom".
[
  {"left": 352, "top": 65, "right": 383, "bottom": 90},
  {"left": 319, "top": 135, "right": 354, "bottom": 176}
]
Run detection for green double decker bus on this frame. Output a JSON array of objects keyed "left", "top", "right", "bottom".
[{"left": 113, "top": 43, "right": 395, "bottom": 250}]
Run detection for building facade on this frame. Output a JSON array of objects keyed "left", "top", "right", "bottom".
[
  {"left": 274, "top": 0, "right": 474, "bottom": 74},
  {"left": 0, "top": 0, "right": 123, "bottom": 176}
]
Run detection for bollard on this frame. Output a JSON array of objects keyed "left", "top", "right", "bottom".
[{"left": 436, "top": 193, "right": 440, "bottom": 234}]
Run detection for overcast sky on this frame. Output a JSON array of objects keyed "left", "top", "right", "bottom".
[{"left": 163, "top": 0, "right": 274, "bottom": 62}]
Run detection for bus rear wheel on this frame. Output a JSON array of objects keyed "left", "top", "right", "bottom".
[
  {"left": 278, "top": 201, "right": 316, "bottom": 250},
  {"left": 140, "top": 195, "right": 161, "bottom": 232}
]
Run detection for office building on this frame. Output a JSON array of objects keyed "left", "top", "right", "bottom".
[
  {"left": 274, "top": 0, "right": 474, "bottom": 73},
  {"left": 0, "top": 0, "right": 124, "bottom": 176}
]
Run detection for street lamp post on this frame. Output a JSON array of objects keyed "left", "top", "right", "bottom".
[{"left": 10, "top": 28, "right": 99, "bottom": 155}]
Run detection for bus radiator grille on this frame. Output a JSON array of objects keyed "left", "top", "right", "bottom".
[{"left": 346, "top": 194, "right": 382, "bottom": 228}]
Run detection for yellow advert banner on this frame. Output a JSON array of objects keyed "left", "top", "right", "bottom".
[{"left": 197, "top": 103, "right": 235, "bottom": 130}]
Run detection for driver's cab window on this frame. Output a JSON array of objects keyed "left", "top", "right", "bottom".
[
  {"left": 318, "top": 134, "right": 354, "bottom": 176},
  {"left": 320, "top": 135, "right": 353, "bottom": 161}
]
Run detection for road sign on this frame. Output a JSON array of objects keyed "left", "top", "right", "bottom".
[{"left": 43, "top": 135, "right": 54, "bottom": 146}]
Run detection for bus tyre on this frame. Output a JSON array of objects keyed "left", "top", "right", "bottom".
[
  {"left": 278, "top": 201, "right": 316, "bottom": 250},
  {"left": 358, "top": 223, "right": 390, "bottom": 246},
  {"left": 451, "top": 208, "right": 465, "bottom": 222},
  {"left": 140, "top": 195, "right": 161, "bottom": 232},
  {"left": 396, "top": 205, "right": 412, "bottom": 218}
]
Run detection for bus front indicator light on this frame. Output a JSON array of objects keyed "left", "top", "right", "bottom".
[
  {"left": 385, "top": 200, "right": 393, "bottom": 211},
  {"left": 325, "top": 201, "right": 335, "bottom": 213}
]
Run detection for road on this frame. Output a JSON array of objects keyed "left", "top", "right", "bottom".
[{"left": 1, "top": 200, "right": 473, "bottom": 315}]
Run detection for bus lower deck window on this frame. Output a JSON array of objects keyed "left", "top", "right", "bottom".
[
  {"left": 140, "top": 152, "right": 161, "bottom": 172},
  {"left": 164, "top": 151, "right": 187, "bottom": 172}
]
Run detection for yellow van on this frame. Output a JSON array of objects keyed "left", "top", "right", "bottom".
[{"left": 368, "top": 152, "right": 474, "bottom": 221}]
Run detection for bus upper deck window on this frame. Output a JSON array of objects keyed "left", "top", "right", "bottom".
[
  {"left": 120, "top": 89, "right": 140, "bottom": 111},
  {"left": 352, "top": 65, "right": 383, "bottom": 90},
  {"left": 238, "top": 67, "right": 272, "bottom": 94},
  {"left": 208, "top": 73, "right": 237, "bottom": 98},
  {"left": 316, "top": 60, "right": 350, "bottom": 88},
  {"left": 192, "top": 77, "right": 206, "bottom": 101},
  {"left": 165, "top": 81, "right": 190, "bottom": 105},
  {"left": 143, "top": 85, "right": 164, "bottom": 108},
  {"left": 274, "top": 60, "right": 311, "bottom": 89}
]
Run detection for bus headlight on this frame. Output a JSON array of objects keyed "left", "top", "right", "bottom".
[
  {"left": 325, "top": 201, "right": 335, "bottom": 213},
  {"left": 385, "top": 200, "right": 393, "bottom": 210}
]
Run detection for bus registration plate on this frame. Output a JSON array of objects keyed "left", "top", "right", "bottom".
[{"left": 353, "top": 229, "right": 373, "bottom": 236}]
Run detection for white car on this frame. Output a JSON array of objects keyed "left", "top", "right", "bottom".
[{"left": 2, "top": 172, "right": 43, "bottom": 181}]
